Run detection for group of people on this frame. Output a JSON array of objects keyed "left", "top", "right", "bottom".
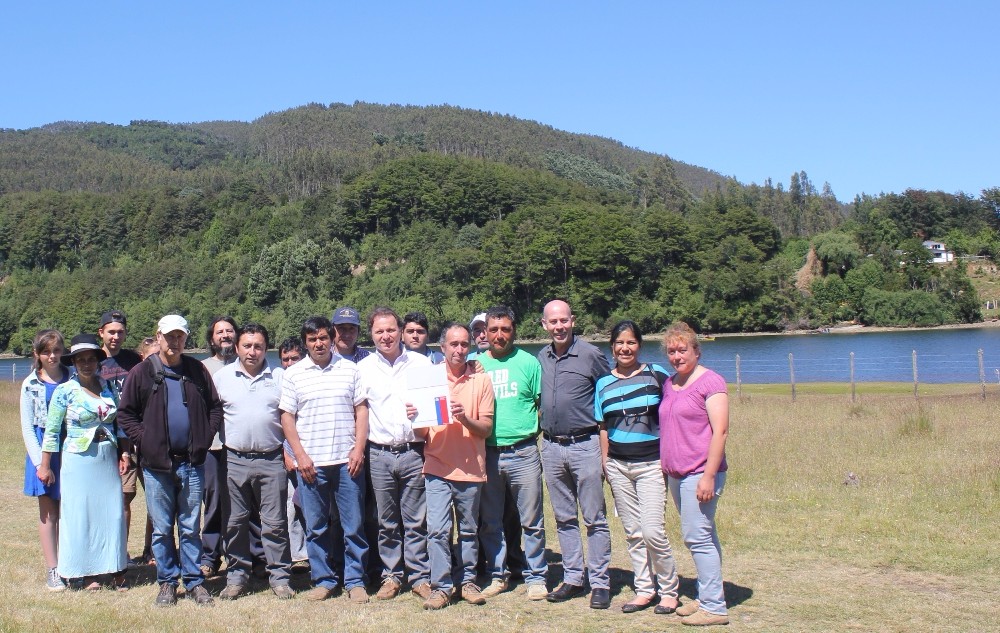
[{"left": 20, "top": 300, "right": 730, "bottom": 627}]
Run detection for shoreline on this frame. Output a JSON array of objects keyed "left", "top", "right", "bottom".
[{"left": 3, "top": 320, "right": 997, "bottom": 359}]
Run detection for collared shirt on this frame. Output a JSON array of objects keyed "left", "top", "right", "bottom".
[
  {"left": 423, "top": 365, "right": 494, "bottom": 482},
  {"left": 357, "top": 347, "right": 431, "bottom": 445},
  {"left": 215, "top": 360, "right": 284, "bottom": 453},
  {"left": 538, "top": 336, "right": 609, "bottom": 436},
  {"left": 341, "top": 346, "right": 371, "bottom": 364},
  {"left": 279, "top": 355, "right": 363, "bottom": 467},
  {"left": 203, "top": 355, "right": 235, "bottom": 449}
]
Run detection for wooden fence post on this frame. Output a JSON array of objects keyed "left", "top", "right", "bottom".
[
  {"left": 735, "top": 354, "right": 742, "bottom": 399},
  {"left": 850, "top": 352, "right": 856, "bottom": 403},
  {"left": 788, "top": 352, "right": 796, "bottom": 402},
  {"left": 912, "top": 350, "right": 918, "bottom": 399},
  {"left": 979, "top": 348, "right": 986, "bottom": 400}
]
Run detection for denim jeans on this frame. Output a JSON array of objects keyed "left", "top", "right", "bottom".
[
  {"left": 425, "top": 475, "right": 481, "bottom": 594},
  {"left": 368, "top": 445, "right": 430, "bottom": 587},
  {"left": 540, "top": 435, "right": 611, "bottom": 589},
  {"left": 143, "top": 462, "right": 205, "bottom": 588},
  {"left": 668, "top": 471, "right": 727, "bottom": 615},
  {"left": 480, "top": 443, "right": 547, "bottom": 585},
  {"left": 606, "top": 457, "right": 678, "bottom": 599},
  {"left": 298, "top": 463, "right": 368, "bottom": 590},
  {"left": 286, "top": 472, "right": 308, "bottom": 562}
]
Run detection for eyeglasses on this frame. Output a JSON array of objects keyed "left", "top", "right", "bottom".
[{"left": 142, "top": 337, "right": 155, "bottom": 345}]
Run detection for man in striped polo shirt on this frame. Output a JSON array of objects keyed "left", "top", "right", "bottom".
[{"left": 279, "top": 316, "right": 370, "bottom": 604}]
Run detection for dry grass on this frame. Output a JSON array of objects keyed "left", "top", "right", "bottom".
[{"left": 1, "top": 382, "right": 999, "bottom": 632}]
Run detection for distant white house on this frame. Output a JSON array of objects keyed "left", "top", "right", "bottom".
[{"left": 922, "top": 240, "right": 955, "bottom": 264}]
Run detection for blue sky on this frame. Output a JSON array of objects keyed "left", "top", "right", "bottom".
[{"left": 2, "top": 1, "right": 996, "bottom": 201}]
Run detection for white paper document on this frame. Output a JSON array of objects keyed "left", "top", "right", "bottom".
[{"left": 406, "top": 364, "right": 452, "bottom": 428}]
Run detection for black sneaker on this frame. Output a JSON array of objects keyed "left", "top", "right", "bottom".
[{"left": 155, "top": 583, "right": 177, "bottom": 607}]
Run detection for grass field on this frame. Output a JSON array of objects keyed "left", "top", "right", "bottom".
[{"left": 1, "top": 381, "right": 998, "bottom": 632}]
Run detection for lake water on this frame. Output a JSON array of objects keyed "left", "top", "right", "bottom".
[{"left": 4, "top": 327, "right": 999, "bottom": 384}]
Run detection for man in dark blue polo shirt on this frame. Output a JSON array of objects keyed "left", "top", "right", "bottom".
[{"left": 537, "top": 300, "right": 612, "bottom": 609}]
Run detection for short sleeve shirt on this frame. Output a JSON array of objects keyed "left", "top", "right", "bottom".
[
  {"left": 659, "top": 368, "right": 728, "bottom": 478},
  {"left": 279, "top": 355, "right": 363, "bottom": 467},
  {"left": 423, "top": 369, "right": 494, "bottom": 482},
  {"left": 476, "top": 348, "right": 541, "bottom": 447}
]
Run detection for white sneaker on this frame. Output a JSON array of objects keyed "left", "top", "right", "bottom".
[
  {"left": 526, "top": 583, "right": 548, "bottom": 601},
  {"left": 46, "top": 567, "right": 66, "bottom": 592},
  {"left": 480, "top": 578, "right": 508, "bottom": 598}
]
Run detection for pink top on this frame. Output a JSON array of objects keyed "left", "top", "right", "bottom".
[{"left": 659, "top": 368, "right": 728, "bottom": 478}]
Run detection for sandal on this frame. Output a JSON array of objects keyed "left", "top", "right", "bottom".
[{"left": 84, "top": 578, "right": 102, "bottom": 592}]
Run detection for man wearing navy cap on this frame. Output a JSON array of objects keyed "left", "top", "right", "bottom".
[{"left": 332, "top": 307, "right": 370, "bottom": 364}]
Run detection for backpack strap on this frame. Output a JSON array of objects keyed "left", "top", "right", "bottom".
[{"left": 147, "top": 353, "right": 166, "bottom": 393}]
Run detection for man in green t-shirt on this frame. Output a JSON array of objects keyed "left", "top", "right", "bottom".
[{"left": 476, "top": 306, "right": 548, "bottom": 601}]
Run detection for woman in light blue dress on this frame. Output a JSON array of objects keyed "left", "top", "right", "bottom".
[{"left": 37, "top": 334, "right": 128, "bottom": 590}]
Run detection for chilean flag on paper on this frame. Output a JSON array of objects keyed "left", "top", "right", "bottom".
[{"left": 433, "top": 395, "right": 450, "bottom": 425}]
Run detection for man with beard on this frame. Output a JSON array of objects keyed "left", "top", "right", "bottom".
[
  {"left": 200, "top": 316, "right": 238, "bottom": 577},
  {"left": 96, "top": 309, "right": 144, "bottom": 561}
]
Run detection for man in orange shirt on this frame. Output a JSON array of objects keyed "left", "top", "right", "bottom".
[{"left": 415, "top": 323, "right": 494, "bottom": 610}]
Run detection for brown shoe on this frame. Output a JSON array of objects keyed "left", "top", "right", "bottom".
[
  {"left": 376, "top": 577, "right": 401, "bottom": 600},
  {"left": 218, "top": 583, "right": 245, "bottom": 600},
  {"left": 272, "top": 585, "right": 295, "bottom": 600},
  {"left": 676, "top": 600, "right": 701, "bottom": 617},
  {"left": 411, "top": 582, "right": 432, "bottom": 600},
  {"left": 304, "top": 586, "right": 336, "bottom": 601},
  {"left": 461, "top": 582, "right": 486, "bottom": 605},
  {"left": 347, "top": 586, "right": 369, "bottom": 604},
  {"left": 681, "top": 608, "right": 730, "bottom": 626},
  {"left": 422, "top": 589, "right": 451, "bottom": 610}
]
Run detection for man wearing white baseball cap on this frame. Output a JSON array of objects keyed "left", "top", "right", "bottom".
[{"left": 119, "top": 314, "right": 223, "bottom": 607}]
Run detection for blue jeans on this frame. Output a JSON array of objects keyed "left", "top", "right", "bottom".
[
  {"left": 541, "top": 435, "right": 611, "bottom": 589},
  {"left": 480, "top": 443, "right": 547, "bottom": 585},
  {"left": 668, "top": 471, "right": 727, "bottom": 615},
  {"left": 425, "top": 475, "right": 481, "bottom": 593},
  {"left": 143, "top": 462, "right": 205, "bottom": 588},
  {"left": 298, "top": 463, "right": 368, "bottom": 590},
  {"left": 368, "top": 445, "right": 430, "bottom": 587}
]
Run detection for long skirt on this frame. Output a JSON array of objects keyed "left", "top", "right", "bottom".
[{"left": 57, "top": 440, "right": 127, "bottom": 579}]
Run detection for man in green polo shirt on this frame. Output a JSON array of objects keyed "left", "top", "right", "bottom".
[{"left": 476, "top": 306, "right": 548, "bottom": 601}]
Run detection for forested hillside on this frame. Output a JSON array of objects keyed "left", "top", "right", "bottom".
[{"left": 0, "top": 103, "right": 997, "bottom": 352}]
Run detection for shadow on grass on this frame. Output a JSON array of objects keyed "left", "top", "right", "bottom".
[{"left": 677, "top": 574, "right": 753, "bottom": 608}]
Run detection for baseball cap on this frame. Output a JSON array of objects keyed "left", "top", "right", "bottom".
[
  {"left": 469, "top": 312, "right": 487, "bottom": 328},
  {"left": 99, "top": 310, "right": 127, "bottom": 329},
  {"left": 157, "top": 314, "right": 190, "bottom": 335},
  {"left": 332, "top": 307, "right": 361, "bottom": 326}
]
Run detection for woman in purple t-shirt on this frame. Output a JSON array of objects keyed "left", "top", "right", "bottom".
[{"left": 658, "top": 322, "right": 730, "bottom": 626}]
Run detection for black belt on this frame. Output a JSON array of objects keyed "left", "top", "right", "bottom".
[
  {"left": 490, "top": 434, "right": 538, "bottom": 453},
  {"left": 169, "top": 452, "right": 189, "bottom": 462},
  {"left": 543, "top": 427, "right": 599, "bottom": 445},
  {"left": 368, "top": 441, "right": 424, "bottom": 454},
  {"left": 227, "top": 446, "right": 282, "bottom": 460}
]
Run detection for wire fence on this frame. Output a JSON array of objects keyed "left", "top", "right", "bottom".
[{"left": 5, "top": 349, "right": 999, "bottom": 400}]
